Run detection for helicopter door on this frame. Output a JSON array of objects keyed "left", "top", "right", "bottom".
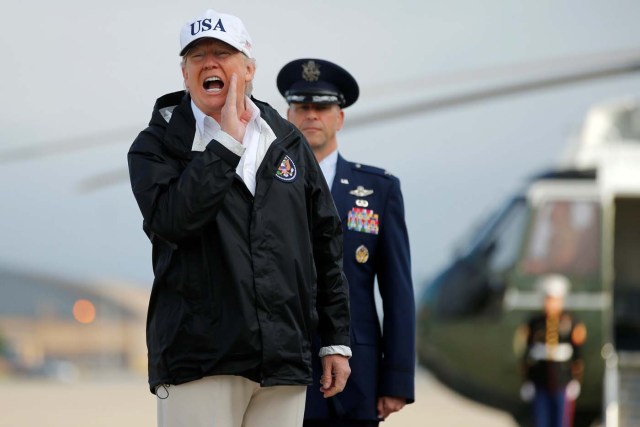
[{"left": 613, "top": 197, "right": 640, "bottom": 350}]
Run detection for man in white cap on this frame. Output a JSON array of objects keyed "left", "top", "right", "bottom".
[
  {"left": 520, "top": 274, "right": 587, "bottom": 427},
  {"left": 128, "top": 10, "right": 351, "bottom": 427}
]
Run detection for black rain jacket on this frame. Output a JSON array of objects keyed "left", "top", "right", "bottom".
[{"left": 127, "top": 91, "right": 350, "bottom": 393}]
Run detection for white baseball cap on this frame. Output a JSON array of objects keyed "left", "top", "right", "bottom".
[
  {"left": 179, "top": 9, "right": 253, "bottom": 58},
  {"left": 537, "top": 274, "right": 570, "bottom": 298}
]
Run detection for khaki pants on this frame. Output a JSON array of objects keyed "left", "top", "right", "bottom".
[{"left": 157, "top": 375, "right": 307, "bottom": 427}]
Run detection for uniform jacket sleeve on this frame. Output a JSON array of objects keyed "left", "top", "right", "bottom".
[
  {"left": 128, "top": 126, "right": 242, "bottom": 244},
  {"left": 305, "top": 144, "right": 351, "bottom": 348},
  {"left": 377, "top": 177, "right": 415, "bottom": 401}
]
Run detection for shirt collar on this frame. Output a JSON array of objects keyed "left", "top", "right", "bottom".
[
  {"left": 191, "top": 97, "right": 261, "bottom": 141},
  {"left": 245, "top": 97, "right": 261, "bottom": 128},
  {"left": 319, "top": 149, "right": 338, "bottom": 188},
  {"left": 191, "top": 100, "right": 209, "bottom": 138}
]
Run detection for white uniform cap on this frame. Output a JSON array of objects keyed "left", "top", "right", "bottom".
[
  {"left": 537, "top": 274, "right": 570, "bottom": 298},
  {"left": 179, "top": 9, "right": 253, "bottom": 58}
]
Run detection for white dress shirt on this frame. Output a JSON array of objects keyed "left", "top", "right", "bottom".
[
  {"left": 191, "top": 98, "right": 275, "bottom": 195},
  {"left": 318, "top": 149, "right": 338, "bottom": 189}
]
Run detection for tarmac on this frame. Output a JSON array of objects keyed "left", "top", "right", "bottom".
[{"left": 0, "top": 368, "right": 516, "bottom": 426}]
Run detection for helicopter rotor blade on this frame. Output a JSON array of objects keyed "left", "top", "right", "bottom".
[
  {"left": 76, "top": 168, "right": 130, "bottom": 194},
  {"left": 346, "top": 50, "right": 640, "bottom": 129},
  {"left": 359, "top": 48, "right": 640, "bottom": 100},
  {"left": 78, "top": 49, "right": 640, "bottom": 194},
  {"left": 5, "top": 48, "right": 638, "bottom": 193},
  {"left": 0, "top": 128, "right": 138, "bottom": 166},
  {"left": 2, "top": 49, "right": 639, "bottom": 166}
]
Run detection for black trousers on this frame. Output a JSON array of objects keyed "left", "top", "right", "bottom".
[{"left": 303, "top": 420, "right": 379, "bottom": 427}]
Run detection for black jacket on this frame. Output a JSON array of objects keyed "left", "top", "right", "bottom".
[{"left": 128, "top": 91, "right": 350, "bottom": 393}]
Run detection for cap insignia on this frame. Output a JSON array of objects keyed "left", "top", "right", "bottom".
[{"left": 302, "top": 60, "right": 321, "bottom": 82}]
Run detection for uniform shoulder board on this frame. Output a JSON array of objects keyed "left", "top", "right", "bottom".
[{"left": 352, "top": 162, "right": 394, "bottom": 178}]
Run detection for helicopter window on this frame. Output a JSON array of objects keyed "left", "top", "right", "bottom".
[
  {"left": 487, "top": 199, "right": 529, "bottom": 273},
  {"left": 521, "top": 200, "right": 600, "bottom": 277},
  {"left": 432, "top": 198, "right": 528, "bottom": 319},
  {"left": 610, "top": 107, "right": 640, "bottom": 142},
  {"left": 454, "top": 196, "right": 526, "bottom": 259}
]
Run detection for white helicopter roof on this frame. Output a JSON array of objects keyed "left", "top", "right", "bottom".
[
  {"left": 562, "top": 96, "right": 640, "bottom": 170},
  {"left": 557, "top": 96, "right": 640, "bottom": 200}
]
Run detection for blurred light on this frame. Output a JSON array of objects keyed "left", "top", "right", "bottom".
[{"left": 72, "top": 299, "right": 96, "bottom": 324}]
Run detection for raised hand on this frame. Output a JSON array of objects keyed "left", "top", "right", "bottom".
[{"left": 220, "top": 73, "right": 253, "bottom": 143}]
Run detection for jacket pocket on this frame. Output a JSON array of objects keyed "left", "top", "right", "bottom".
[{"left": 352, "top": 321, "right": 380, "bottom": 346}]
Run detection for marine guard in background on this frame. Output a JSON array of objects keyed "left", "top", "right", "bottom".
[
  {"left": 520, "top": 274, "right": 587, "bottom": 427},
  {"left": 277, "top": 58, "right": 415, "bottom": 427}
]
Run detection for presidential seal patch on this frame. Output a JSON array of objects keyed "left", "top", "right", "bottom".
[{"left": 275, "top": 155, "right": 297, "bottom": 182}]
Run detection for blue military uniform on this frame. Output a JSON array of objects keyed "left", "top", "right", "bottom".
[
  {"left": 277, "top": 58, "right": 415, "bottom": 425},
  {"left": 304, "top": 156, "right": 416, "bottom": 423}
]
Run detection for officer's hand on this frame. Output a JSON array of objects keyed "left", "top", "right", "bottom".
[
  {"left": 520, "top": 381, "right": 535, "bottom": 402},
  {"left": 377, "top": 396, "right": 406, "bottom": 420},
  {"left": 320, "top": 354, "right": 350, "bottom": 398},
  {"left": 220, "top": 73, "right": 252, "bottom": 143}
]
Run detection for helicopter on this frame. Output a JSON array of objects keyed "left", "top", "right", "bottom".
[{"left": 416, "top": 96, "right": 640, "bottom": 426}]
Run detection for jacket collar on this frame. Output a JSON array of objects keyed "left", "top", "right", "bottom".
[{"left": 148, "top": 91, "right": 295, "bottom": 160}]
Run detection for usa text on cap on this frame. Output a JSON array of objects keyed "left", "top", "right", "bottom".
[
  {"left": 277, "top": 58, "right": 359, "bottom": 108},
  {"left": 180, "top": 9, "right": 253, "bottom": 58}
]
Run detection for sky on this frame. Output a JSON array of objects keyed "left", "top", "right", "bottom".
[{"left": 1, "top": 0, "right": 639, "bottom": 294}]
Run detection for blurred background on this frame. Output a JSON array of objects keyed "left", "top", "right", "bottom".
[{"left": 1, "top": 1, "right": 639, "bottom": 425}]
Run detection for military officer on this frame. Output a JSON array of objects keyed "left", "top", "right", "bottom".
[
  {"left": 520, "top": 274, "right": 586, "bottom": 427},
  {"left": 277, "top": 58, "right": 415, "bottom": 427}
]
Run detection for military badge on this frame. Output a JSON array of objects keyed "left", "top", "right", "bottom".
[
  {"left": 349, "top": 186, "right": 374, "bottom": 197},
  {"left": 347, "top": 208, "right": 379, "bottom": 235},
  {"left": 355, "top": 199, "right": 369, "bottom": 207},
  {"left": 275, "top": 155, "right": 297, "bottom": 182},
  {"left": 302, "top": 60, "right": 321, "bottom": 82},
  {"left": 355, "top": 245, "right": 369, "bottom": 263}
]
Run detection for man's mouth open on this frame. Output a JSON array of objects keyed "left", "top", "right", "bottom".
[{"left": 203, "top": 76, "right": 224, "bottom": 93}]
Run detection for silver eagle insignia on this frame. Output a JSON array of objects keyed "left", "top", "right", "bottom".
[
  {"left": 302, "top": 60, "right": 321, "bottom": 82},
  {"left": 349, "top": 186, "right": 374, "bottom": 197}
]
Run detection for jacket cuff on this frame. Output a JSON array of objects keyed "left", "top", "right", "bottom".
[
  {"left": 207, "top": 130, "right": 244, "bottom": 166},
  {"left": 319, "top": 345, "right": 352, "bottom": 358},
  {"left": 379, "top": 369, "right": 415, "bottom": 403}
]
